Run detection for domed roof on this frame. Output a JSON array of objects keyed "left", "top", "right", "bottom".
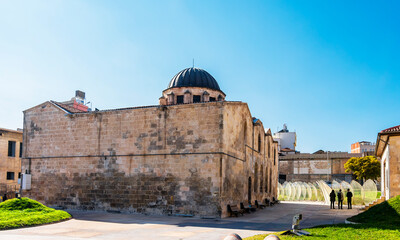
[{"left": 168, "top": 68, "right": 221, "bottom": 91}]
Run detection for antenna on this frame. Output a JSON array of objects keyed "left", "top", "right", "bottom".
[{"left": 192, "top": 58, "right": 194, "bottom": 68}]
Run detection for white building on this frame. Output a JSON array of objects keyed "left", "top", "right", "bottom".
[{"left": 273, "top": 124, "right": 296, "bottom": 154}]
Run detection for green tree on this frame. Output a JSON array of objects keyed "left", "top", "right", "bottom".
[{"left": 344, "top": 156, "right": 380, "bottom": 181}]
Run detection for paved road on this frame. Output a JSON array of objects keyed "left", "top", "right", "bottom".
[{"left": 0, "top": 201, "right": 360, "bottom": 240}]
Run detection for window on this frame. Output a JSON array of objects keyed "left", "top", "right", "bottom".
[
  {"left": 209, "top": 97, "right": 216, "bottom": 102},
  {"left": 267, "top": 140, "right": 270, "bottom": 158},
  {"left": 18, "top": 172, "right": 21, "bottom": 179},
  {"left": 279, "top": 174, "right": 287, "bottom": 183},
  {"left": 19, "top": 142, "right": 23, "bottom": 158},
  {"left": 273, "top": 147, "right": 276, "bottom": 165},
  {"left": 193, "top": 95, "right": 201, "bottom": 103},
  {"left": 8, "top": 141, "right": 16, "bottom": 157},
  {"left": 258, "top": 134, "right": 261, "bottom": 152},
  {"left": 260, "top": 166, "right": 263, "bottom": 193},
  {"left": 6, "top": 172, "right": 14, "bottom": 180},
  {"left": 176, "top": 95, "right": 184, "bottom": 104},
  {"left": 265, "top": 167, "right": 268, "bottom": 192},
  {"left": 254, "top": 163, "right": 258, "bottom": 192},
  {"left": 269, "top": 169, "right": 272, "bottom": 192}
]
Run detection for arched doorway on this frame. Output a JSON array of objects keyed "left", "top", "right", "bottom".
[{"left": 248, "top": 177, "right": 252, "bottom": 204}]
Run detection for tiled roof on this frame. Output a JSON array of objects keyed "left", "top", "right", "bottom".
[
  {"left": 51, "top": 101, "right": 87, "bottom": 113},
  {"left": 381, "top": 125, "right": 400, "bottom": 133},
  {"left": 0, "top": 128, "right": 22, "bottom": 134}
]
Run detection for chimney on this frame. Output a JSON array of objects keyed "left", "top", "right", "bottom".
[{"left": 75, "top": 90, "right": 85, "bottom": 104}]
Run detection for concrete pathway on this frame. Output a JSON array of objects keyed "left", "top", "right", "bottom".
[{"left": 0, "top": 202, "right": 360, "bottom": 240}]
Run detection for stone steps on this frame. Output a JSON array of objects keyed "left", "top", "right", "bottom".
[{"left": 363, "top": 196, "right": 385, "bottom": 210}]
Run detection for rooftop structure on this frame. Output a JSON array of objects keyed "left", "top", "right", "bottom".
[
  {"left": 273, "top": 124, "right": 297, "bottom": 155},
  {"left": 351, "top": 141, "right": 375, "bottom": 154}
]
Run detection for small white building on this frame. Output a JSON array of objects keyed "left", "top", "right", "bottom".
[{"left": 273, "top": 124, "right": 296, "bottom": 154}]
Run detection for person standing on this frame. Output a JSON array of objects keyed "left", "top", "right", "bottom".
[
  {"left": 346, "top": 189, "right": 353, "bottom": 209},
  {"left": 337, "top": 190, "right": 343, "bottom": 209},
  {"left": 330, "top": 190, "right": 336, "bottom": 209}
]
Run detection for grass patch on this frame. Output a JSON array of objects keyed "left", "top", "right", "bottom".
[
  {"left": 0, "top": 197, "right": 71, "bottom": 230},
  {"left": 244, "top": 224, "right": 400, "bottom": 240},
  {"left": 348, "top": 194, "right": 400, "bottom": 226},
  {"left": 245, "top": 195, "right": 400, "bottom": 240}
]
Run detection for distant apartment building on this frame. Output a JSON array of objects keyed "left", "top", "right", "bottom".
[
  {"left": 0, "top": 128, "right": 23, "bottom": 195},
  {"left": 273, "top": 124, "right": 297, "bottom": 155},
  {"left": 279, "top": 151, "right": 362, "bottom": 183},
  {"left": 351, "top": 141, "right": 375, "bottom": 154}
]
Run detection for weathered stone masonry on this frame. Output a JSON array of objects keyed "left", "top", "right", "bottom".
[
  {"left": 22, "top": 67, "right": 279, "bottom": 218},
  {"left": 22, "top": 101, "right": 278, "bottom": 217}
]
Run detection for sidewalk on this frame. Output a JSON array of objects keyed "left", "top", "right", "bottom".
[{"left": 0, "top": 201, "right": 361, "bottom": 240}]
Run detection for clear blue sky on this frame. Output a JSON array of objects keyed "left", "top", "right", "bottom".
[{"left": 1, "top": 1, "right": 399, "bottom": 153}]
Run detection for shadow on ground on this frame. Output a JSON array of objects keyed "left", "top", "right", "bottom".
[{"left": 67, "top": 202, "right": 360, "bottom": 232}]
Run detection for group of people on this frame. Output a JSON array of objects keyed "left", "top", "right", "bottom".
[{"left": 329, "top": 189, "right": 353, "bottom": 209}]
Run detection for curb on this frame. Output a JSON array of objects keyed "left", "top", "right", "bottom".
[{"left": 345, "top": 220, "right": 360, "bottom": 224}]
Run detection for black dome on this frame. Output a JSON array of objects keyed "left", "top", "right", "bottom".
[{"left": 168, "top": 68, "right": 221, "bottom": 91}]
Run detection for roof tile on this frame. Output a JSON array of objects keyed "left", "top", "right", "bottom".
[{"left": 381, "top": 125, "right": 400, "bottom": 133}]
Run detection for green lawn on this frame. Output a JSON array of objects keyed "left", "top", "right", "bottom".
[
  {"left": 244, "top": 195, "right": 400, "bottom": 240},
  {"left": 348, "top": 194, "right": 400, "bottom": 226},
  {"left": 0, "top": 197, "right": 71, "bottom": 230},
  {"left": 244, "top": 224, "right": 400, "bottom": 240}
]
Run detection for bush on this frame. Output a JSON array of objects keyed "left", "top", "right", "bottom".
[{"left": 0, "top": 197, "right": 71, "bottom": 230}]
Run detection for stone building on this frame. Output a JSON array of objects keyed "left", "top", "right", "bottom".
[
  {"left": 376, "top": 125, "right": 400, "bottom": 200},
  {"left": 22, "top": 67, "right": 279, "bottom": 218},
  {"left": 0, "top": 128, "right": 23, "bottom": 195},
  {"left": 279, "top": 151, "right": 362, "bottom": 183}
]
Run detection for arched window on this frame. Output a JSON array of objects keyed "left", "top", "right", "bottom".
[
  {"left": 258, "top": 134, "right": 261, "bottom": 152},
  {"left": 254, "top": 163, "right": 258, "bottom": 193},
  {"left": 176, "top": 95, "right": 184, "bottom": 104},
  {"left": 248, "top": 177, "right": 252, "bottom": 203},
  {"left": 243, "top": 122, "right": 247, "bottom": 151},
  {"left": 260, "top": 165, "right": 263, "bottom": 193},
  {"left": 265, "top": 166, "right": 268, "bottom": 193},
  {"left": 273, "top": 147, "right": 276, "bottom": 165},
  {"left": 269, "top": 168, "right": 272, "bottom": 193}
]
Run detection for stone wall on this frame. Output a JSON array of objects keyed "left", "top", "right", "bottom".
[
  {"left": 23, "top": 102, "right": 223, "bottom": 216},
  {"left": 220, "top": 103, "right": 278, "bottom": 216},
  {"left": 388, "top": 136, "right": 400, "bottom": 198},
  {"left": 0, "top": 128, "right": 22, "bottom": 191},
  {"left": 22, "top": 101, "right": 278, "bottom": 217},
  {"left": 279, "top": 153, "right": 362, "bottom": 183}
]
